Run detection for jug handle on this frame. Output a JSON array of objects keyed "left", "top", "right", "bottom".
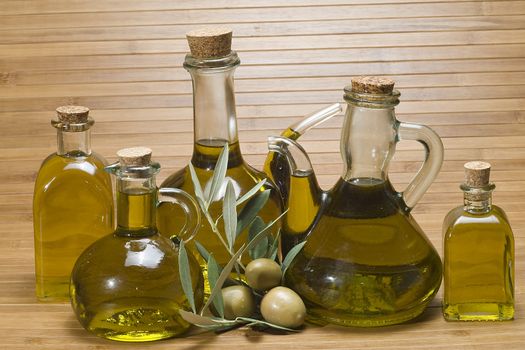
[
  {"left": 158, "top": 187, "right": 202, "bottom": 243},
  {"left": 396, "top": 122, "right": 444, "bottom": 210}
]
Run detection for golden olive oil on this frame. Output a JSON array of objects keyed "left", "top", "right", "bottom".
[
  {"left": 285, "top": 178, "right": 442, "bottom": 327},
  {"left": 443, "top": 206, "right": 514, "bottom": 321},
  {"left": 158, "top": 141, "right": 281, "bottom": 292},
  {"left": 33, "top": 152, "right": 113, "bottom": 302}
]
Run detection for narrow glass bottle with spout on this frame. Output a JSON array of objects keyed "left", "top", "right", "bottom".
[
  {"left": 270, "top": 76, "right": 444, "bottom": 327},
  {"left": 33, "top": 106, "right": 113, "bottom": 302},
  {"left": 158, "top": 28, "right": 282, "bottom": 275},
  {"left": 443, "top": 161, "right": 515, "bottom": 321},
  {"left": 70, "top": 147, "right": 203, "bottom": 342}
]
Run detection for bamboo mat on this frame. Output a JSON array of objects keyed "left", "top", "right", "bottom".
[{"left": 0, "top": 1, "right": 524, "bottom": 348}]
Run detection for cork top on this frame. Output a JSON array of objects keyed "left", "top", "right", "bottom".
[
  {"left": 464, "top": 161, "right": 491, "bottom": 187},
  {"left": 56, "top": 105, "right": 89, "bottom": 123},
  {"left": 351, "top": 76, "right": 395, "bottom": 94},
  {"left": 186, "top": 26, "right": 232, "bottom": 58},
  {"left": 117, "top": 147, "right": 152, "bottom": 167}
]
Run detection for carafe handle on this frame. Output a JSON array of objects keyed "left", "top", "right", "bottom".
[
  {"left": 396, "top": 122, "right": 444, "bottom": 210},
  {"left": 158, "top": 188, "right": 201, "bottom": 242}
]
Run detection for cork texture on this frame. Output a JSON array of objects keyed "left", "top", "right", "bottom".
[
  {"left": 117, "top": 147, "right": 152, "bottom": 167},
  {"left": 464, "top": 161, "right": 491, "bottom": 187},
  {"left": 351, "top": 76, "right": 395, "bottom": 94},
  {"left": 55, "top": 105, "right": 89, "bottom": 123},
  {"left": 186, "top": 26, "right": 232, "bottom": 58}
]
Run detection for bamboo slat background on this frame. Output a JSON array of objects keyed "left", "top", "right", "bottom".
[{"left": 0, "top": 1, "right": 524, "bottom": 349}]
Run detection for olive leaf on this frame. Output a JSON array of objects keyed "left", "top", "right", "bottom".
[
  {"left": 235, "top": 317, "right": 300, "bottom": 332},
  {"left": 267, "top": 228, "right": 281, "bottom": 261},
  {"left": 201, "top": 243, "right": 246, "bottom": 315},
  {"left": 223, "top": 180, "right": 237, "bottom": 251},
  {"left": 178, "top": 240, "right": 196, "bottom": 313},
  {"left": 281, "top": 241, "right": 306, "bottom": 275},
  {"left": 195, "top": 240, "right": 210, "bottom": 262},
  {"left": 248, "top": 217, "right": 268, "bottom": 260},
  {"left": 235, "top": 179, "right": 267, "bottom": 206},
  {"left": 188, "top": 162, "right": 206, "bottom": 205},
  {"left": 179, "top": 310, "right": 235, "bottom": 328},
  {"left": 236, "top": 190, "right": 270, "bottom": 237},
  {"left": 204, "top": 144, "right": 229, "bottom": 207},
  {"left": 207, "top": 254, "right": 224, "bottom": 318}
]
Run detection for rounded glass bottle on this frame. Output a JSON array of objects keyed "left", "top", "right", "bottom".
[{"left": 70, "top": 147, "right": 203, "bottom": 342}]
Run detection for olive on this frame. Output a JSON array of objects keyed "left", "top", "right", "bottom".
[
  {"left": 221, "top": 285, "right": 255, "bottom": 319},
  {"left": 245, "top": 258, "right": 282, "bottom": 291},
  {"left": 260, "top": 286, "right": 306, "bottom": 329}
]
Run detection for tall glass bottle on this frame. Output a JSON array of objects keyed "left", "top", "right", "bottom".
[
  {"left": 70, "top": 147, "right": 203, "bottom": 342},
  {"left": 158, "top": 28, "right": 282, "bottom": 275},
  {"left": 33, "top": 106, "right": 113, "bottom": 302},
  {"left": 443, "top": 161, "right": 515, "bottom": 321}
]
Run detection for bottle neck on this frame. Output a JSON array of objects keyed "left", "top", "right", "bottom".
[
  {"left": 187, "top": 62, "right": 240, "bottom": 148},
  {"left": 462, "top": 184, "right": 494, "bottom": 214},
  {"left": 116, "top": 176, "right": 157, "bottom": 236},
  {"left": 341, "top": 104, "right": 396, "bottom": 182},
  {"left": 57, "top": 129, "right": 91, "bottom": 157}
]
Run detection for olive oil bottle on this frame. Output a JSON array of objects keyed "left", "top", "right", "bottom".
[
  {"left": 33, "top": 106, "right": 113, "bottom": 302},
  {"left": 70, "top": 147, "right": 203, "bottom": 342},
  {"left": 443, "top": 161, "right": 515, "bottom": 321},
  {"left": 157, "top": 28, "right": 282, "bottom": 279}
]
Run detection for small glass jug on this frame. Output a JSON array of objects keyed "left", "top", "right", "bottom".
[
  {"left": 70, "top": 147, "right": 203, "bottom": 342},
  {"left": 268, "top": 76, "right": 444, "bottom": 327}
]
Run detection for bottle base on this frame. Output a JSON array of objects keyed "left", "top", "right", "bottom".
[
  {"left": 305, "top": 303, "right": 429, "bottom": 327},
  {"left": 36, "top": 278, "right": 70, "bottom": 303},
  {"left": 443, "top": 302, "right": 514, "bottom": 321}
]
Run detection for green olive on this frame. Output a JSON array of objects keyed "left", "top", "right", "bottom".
[
  {"left": 260, "top": 286, "right": 306, "bottom": 329},
  {"left": 221, "top": 285, "right": 255, "bottom": 319},
  {"left": 245, "top": 258, "right": 282, "bottom": 291}
]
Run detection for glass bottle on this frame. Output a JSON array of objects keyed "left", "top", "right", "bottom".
[
  {"left": 33, "top": 105, "right": 113, "bottom": 302},
  {"left": 270, "top": 76, "right": 444, "bottom": 326},
  {"left": 158, "top": 28, "right": 282, "bottom": 277},
  {"left": 70, "top": 147, "right": 203, "bottom": 342},
  {"left": 443, "top": 161, "right": 515, "bottom": 321}
]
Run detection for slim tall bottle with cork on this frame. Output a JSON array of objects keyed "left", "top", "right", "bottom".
[
  {"left": 33, "top": 106, "right": 114, "bottom": 302},
  {"left": 158, "top": 28, "right": 282, "bottom": 278},
  {"left": 443, "top": 161, "right": 515, "bottom": 321}
]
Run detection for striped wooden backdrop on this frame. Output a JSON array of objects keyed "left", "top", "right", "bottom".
[{"left": 0, "top": 1, "right": 524, "bottom": 348}]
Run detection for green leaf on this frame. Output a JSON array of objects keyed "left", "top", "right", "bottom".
[
  {"left": 242, "top": 210, "right": 287, "bottom": 260},
  {"left": 236, "top": 190, "right": 270, "bottom": 237},
  {"left": 268, "top": 228, "right": 281, "bottom": 261},
  {"left": 204, "top": 143, "right": 229, "bottom": 206},
  {"left": 248, "top": 217, "right": 268, "bottom": 260},
  {"left": 201, "top": 243, "right": 246, "bottom": 315},
  {"left": 195, "top": 241, "right": 210, "bottom": 262},
  {"left": 178, "top": 240, "right": 196, "bottom": 313},
  {"left": 282, "top": 241, "right": 306, "bottom": 275},
  {"left": 235, "top": 317, "right": 300, "bottom": 332},
  {"left": 188, "top": 163, "right": 206, "bottom": 204},
  {"left": 223, "top": 180, "right": 237, "bottom": 251},
  {"left": 179, "top": 310, "right": 236, "bottom": 328},
  {"left": 235, "top": 179, "right": 267, "bottom": 206},
  {"left": 207, "top": 254, "right": 224, "bottom": 318}
]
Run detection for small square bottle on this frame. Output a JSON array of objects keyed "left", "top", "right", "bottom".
[{"left": 443, "top": 161, "right": 514, "bottom": 321}]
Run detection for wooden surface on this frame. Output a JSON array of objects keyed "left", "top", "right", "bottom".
[{"left": 1, "top": 0, "right": 524, "bottom": 348}]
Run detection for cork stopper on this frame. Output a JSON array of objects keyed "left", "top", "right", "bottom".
[
  {"left": 186, "top": 26, "right": 232, "bottom": 58},
  {"left": 464, "top": 161, "right": 491, "bottom": 187},
  {"left": 351, "top": 76, "right": 395, "bottom": 94},
  {"left": 117, "top": 147, "right": 152, "bottom": 167},
  {"left": 56, "top": 105, "right": 89, "bottom": 123}
]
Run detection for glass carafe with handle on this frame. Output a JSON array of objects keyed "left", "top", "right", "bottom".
[
  {"left": 70, "top": 147, "right": 203, "bottom": 342},
  {"left": 268, "top": 76, "right": 444, "bottom": 327}
]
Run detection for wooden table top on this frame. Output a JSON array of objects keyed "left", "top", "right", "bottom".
[{"left": 1, "top": 0, "right": 524, "bottom": 348}]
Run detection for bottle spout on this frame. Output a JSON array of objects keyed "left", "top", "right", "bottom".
[{"left": 287, "top": 103, "right": 343, "bottom": 137}]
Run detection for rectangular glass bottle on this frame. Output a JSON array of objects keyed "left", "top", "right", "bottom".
[{"left": 443, "top": 161, "right": 514, "bottom": 321}]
